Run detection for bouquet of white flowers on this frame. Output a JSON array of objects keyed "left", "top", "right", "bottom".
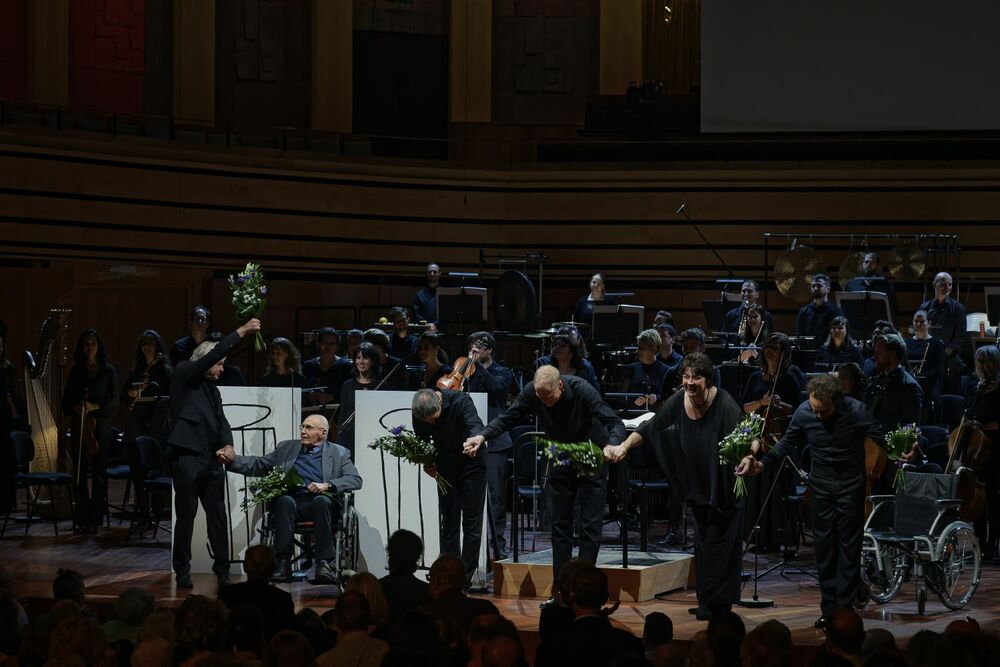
[
  {"left": 369, "top": 425, "right": 450, "bottom": 494},
  {"left": 228, "top": 261, "right": 267, "bottom": 350},
  {"left": 885, "top": 423, "right": 920, "bottom": 491},
  {"left": 719, "top": 413, "right": 764, "bottom": 499},
  {"left": 539, "top": 437, "right": 605, "bottom": 478}
]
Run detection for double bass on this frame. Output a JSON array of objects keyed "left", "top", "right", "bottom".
[{"left": 945, "top": 380, "right": 992, "bottom": 521}]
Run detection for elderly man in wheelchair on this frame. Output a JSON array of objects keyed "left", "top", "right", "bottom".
[
  {"left": 861, "top": 466, "right": 981, "bottom": 615},
  {"left": 218, "top": 414, "right": 362, "bottom": 584}
]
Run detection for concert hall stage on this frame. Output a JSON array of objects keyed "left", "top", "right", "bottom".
[{"left": 2, "top": 519, "right": 998, "bottom": 665}]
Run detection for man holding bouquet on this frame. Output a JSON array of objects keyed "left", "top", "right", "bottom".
[
  {"left": 218, "top": 413, "right": 362, "bottom": 585},
  {"left": 737, "top": 373, "right": 880, "bottom": 628},
  {"left": 464, "top": 365, "right": 626, "bottom": 600},
  {"left": 412, "top": 388, "right": 486, "bottom": 584}
]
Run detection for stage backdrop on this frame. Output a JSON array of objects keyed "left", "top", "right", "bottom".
[
  {"left": 354, "top": 390, "right": 489, "bottom": 580},
  {"left": 174, "top": 386, "right": 301, "bottom": 575}
]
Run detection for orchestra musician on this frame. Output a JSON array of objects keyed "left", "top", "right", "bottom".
[
  {"left": 865, "top": 333, "right": 923, "bottom": 435},
  {"left": 388, "top": 307, "right": 421, "bottom": 365},
  {"left": 814, "top": 316, "right": 864, "bottom": 369},
  {"left": 344, "top": 329, "right": 364, "bottom": 360},
  {"left": 417, "top": 332, "right": 452, "bottom": 388},
  {"left": 533, "top": 333, "right": 600, "bottom": 392},
  {"left": 835, "top": 362, "right": 867, "bottom": 401},
  {"left": 169, "top": 305, "right": 211, "bottom": 366},
  {"left": 362, "top": 329, "right": 410, "bottom": 391},
  {"left": 664, "top": 328, "right": 721, "bottom": 390},
  {"left": 606, "top": 353, "right": 744, "bottom": 621},
  {"left": 795, "top": 273, "right": 843, "bottom": 343},
  {"left": 619, "top": 329, "right": 671, "bottom": 410},
  {"left": 465, "top": 366, "right": 625, "bottom": 599},
  {"left": 465, "top": 332, "right": 515, "bottom": 560},
  {"left": 61, "top": 329, "right": 118, "bottom": 534},
  {"left": 735, "top": 306, "right": 769, "bottom": 355},
  {"left": 302, "top": 327, "right": 353, "bottom": 407},
  {"left": 845, "top": 251, "right": 897, "bottom": 316},
  {"left": 573, "top": 273, "right": 616, "bottom": 325},
  {"left": 905, "top": 310, "right": 945, "bottom": 424},
  {"left": 961, "top": 346, "right": 1000, "bottom": 559},
  {"left": 412, "top": 388, "right": 486, "bottom": 583},
  {"left": 412, "top": 262, "right": 441, "bottom": 331},
  {"left": 336, "top": 343, "right": 382, "bottom": 456},
  {"left": 653, "top": 310, "right": 674, "bottom": 327},
  {"left": 258, "top": 337, "right": 308, "bottom": 388},
  {"left": 722, "top": 280, "right": 774, "bottom": 338},
  {"left": 121, "top": 329, "right": 173, "bottom": 441},
  {"left": 920, "top": 272, "right": 968, "bottom": 394},
  {"left": 656, "top": 323, "right": 683, "bottom": 368},
  {"left": 738, "top": 374, "right": 881, "bottom": 628},
  {"left": 0, "top": 321, "right": 22, "bottom": 513}
]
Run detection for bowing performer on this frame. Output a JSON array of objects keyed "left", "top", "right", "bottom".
[
  {"left": 464, "top": 366, "right": 625, "bottom": 598},
  {"left": 605, "top": 353, "right": 743, "bottom": 621}
]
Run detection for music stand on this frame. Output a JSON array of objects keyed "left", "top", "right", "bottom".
[
  {"left": 437, "top": 286, "right": 487, "bottom": 336},
  {"left": 835, "top": 291, "right": 890, "bottom": 341},
  {"left": 592, "top": 304, "right": 644, "bottom": 346}
]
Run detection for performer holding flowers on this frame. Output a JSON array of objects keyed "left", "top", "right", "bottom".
[
  {"left": 228, "top": 262, "right": 268, "bottom": 350},
  {"left": 736, "top": 373, "right": 881, "bottom": 628},
  {"left": 605, "top": 353, "right": 744, "bottom": 621}
]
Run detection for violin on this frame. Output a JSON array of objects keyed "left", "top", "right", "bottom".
[
  {"left": 128, "top": 353, "right": 165, "bottom": 412},
  {"left": 945, "top": 379, "right": 993, "bottom": 521},
  {"left": 437, "top": 348, "right": 480, "bottom": 391}
]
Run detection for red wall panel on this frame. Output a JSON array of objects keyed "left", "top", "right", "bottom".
[
  {"left": 69, "top": 0, "right": 144, "bottom": 114},
  {"left": 0, "top": 0, "right": 28, "bottom": 102}
]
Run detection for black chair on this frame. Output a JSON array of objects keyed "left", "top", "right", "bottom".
[
  {"left": 939, "top": 394, "right": 965, "bottom": 430},
  {"left": 105, "top": 428, "right": 132, "bottom": 526},
  {"left": 920, "top": 425, "right": 949, "bottom": 447},
  {"left": 625, "top": 443, "right": 669, "bottom": 551},
  {"left": 124, "top": 436, "right": 172, "bottom": 541},
  {"left": 3, "top": 431, "right": 75, "bottom": 536},
  {"left": 512, "top": 431, "right": 547, "bottom": 554}
]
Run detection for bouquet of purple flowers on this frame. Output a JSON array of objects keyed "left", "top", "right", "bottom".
[
  {"left": 719, "top": 413, "right": 764, "bottom": 499},
  {"left": 228, "top": 261, "right": 267, "bottom": 350},
  {"left": 369, "top": 425, "right": 450, "bottom": 494},
  {"left": 539, "top": 437, "right": 604, "bottom": 478}
]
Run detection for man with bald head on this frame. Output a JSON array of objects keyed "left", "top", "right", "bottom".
[
  {"left": 465, "top": 366, "right": 625, "bottom": 601},
  {"left": 920, "top": 271, "right": 968, "bottom": 394},
  {"left": 219, "top": 413, "right": 362, "bottom": 584}
]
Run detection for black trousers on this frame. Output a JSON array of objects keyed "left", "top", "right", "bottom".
[
  {"left": 172, "top": 448, "right": 230, "bottom": 576},
  {"left": 549, "top": 472, "right": 606, "bottom": 581},
  {"left": 690, "top": 503, "right": 743, "bottom": 610},
  {"left": 70, "top": 420, "right": 112, "bottom": 527},
  {"left": 485, "top": 448, "right": 510, "bottom": 554},
  {"left": 271, "top": 493, "right": 339, "bottom": 562},
  {"left": 439, "top": 462, "right": 488, "bottom": 581},
  {"left": 811, "top": 463, "right": 865, "bottom": 616}
]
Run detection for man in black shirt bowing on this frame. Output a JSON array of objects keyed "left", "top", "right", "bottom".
[
  {"left": 464, "top": 365, "right": 626, "bottom": 597},
  {"left": 737, "top": 374, "right": 880, "bottom": 628},
  {"left": 412, "top": 388, "right": 485, "bottom": 583}
]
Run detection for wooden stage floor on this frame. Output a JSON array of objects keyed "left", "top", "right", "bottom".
[{"left": 3, "top": 517, "right": 999, "bottom": 652}]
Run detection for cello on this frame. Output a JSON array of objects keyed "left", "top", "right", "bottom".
[{"left": 945, "top": 379, "right": 992, "bottom": 521}]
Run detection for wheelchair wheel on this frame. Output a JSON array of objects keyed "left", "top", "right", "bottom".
[
  {"left": 933, "top": 523, "right": 981, "bottom": 611},
  {"left": 337, "top": 505, "right": 360, "bottom": 587},
  {"left": 861, "top": 542, "right": 906, "bottom": 604}
]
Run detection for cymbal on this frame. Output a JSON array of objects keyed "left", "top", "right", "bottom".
[
  {"left": 774, "top": 244, "right": 824, "bottom": 302},
  {"left": 838, "top": 250, "right": 865, "bottom": 285},
  {"left": 524, "top": 332, "right": 551, "bottom": 339},
  {"left": 552, "top": 321, "right": 590, "bottom": 329},
  {"left": 536, "top": 328, "right": 559, "bottom": 335},
  {"left": 887, "top": 239, "right": 926, "bottom": 281}
]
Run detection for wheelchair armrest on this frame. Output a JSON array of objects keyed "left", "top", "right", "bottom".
[
  {"left": 935, "top": 499, "right": 964, "bottom": 509},
  {"left": 868, "top": 495, "right": 895, "bottom": 507}
]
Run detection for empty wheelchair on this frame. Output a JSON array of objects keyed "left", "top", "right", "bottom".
[{"left": 861, "top": 471, "right": 981, "bottom": 614}]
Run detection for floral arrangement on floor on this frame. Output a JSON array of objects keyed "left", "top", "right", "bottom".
[
  {"left": 239, "top": 467, "right": 308, "bottom": 511},
  {"left": 885, "top": 423, "right": 921, "bottom": 491},
  {"left": 369, "top": 425, "right": 450, "bottom": 494},
  {"left": 228, "top": 261, "right": 268, "bottom": 350},
  {"left": 538, "top": 437, "right": 605, "bottom": 478},
  {"left": 719, "top": 413, "right": 765, "bottom": 499}
]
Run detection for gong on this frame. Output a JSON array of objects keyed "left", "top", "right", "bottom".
[
  {"left": 774, "top": 244, "right": 825, "bottom": 302},
  {"left": 493, "top": 271, "right": 538, "bottom": 333}
]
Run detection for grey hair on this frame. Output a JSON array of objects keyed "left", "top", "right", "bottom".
[
  {"left": 189, "top": 341, "right": 219, "bottom": 363},
  {"left": 411, "top": 388, "right": 443, "bottom": 421}
]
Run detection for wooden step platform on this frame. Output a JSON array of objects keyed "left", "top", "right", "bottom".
[{"left": 494, "top": 548, "right": 694, "bottom": 602}]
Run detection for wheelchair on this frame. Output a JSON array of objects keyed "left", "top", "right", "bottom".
[
  {"left": 260, "top": 491, "right": 360, "bottom": 586},
  {"left": 860, "top": 470, "right": 981, "bottom": 615}
]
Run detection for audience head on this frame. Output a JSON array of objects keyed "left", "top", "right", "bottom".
[
  {"left": 742, "top": 622, "right": 791, "bottom": 667},
  {"left": 137, "top": 609, "right": 175, "bottom": 645},
  {"left": 643, "top": 611, "right": 673, "bottom": 650},
  {"left": 333, "top": 590, "right": 372, "bottom": 633},
  {"left": 481, "top": 635, "right": 527, "bottom": 667},
  {"left": 468, "top": 614, "right": 520, "bottom": 667},
  {"left": 553, "top": 558, "right": 592, "bottom": 607},
  {"left": 824, "top": 607, "right": 864, "bottom": 657},
  {"left": 175, "top": 595, "right": 228, "bottom": 656},
  {"left": 267, "top": 337, "right": 302, "bottom": 374},
  {"left": 386, "top": 528, "right": 424, "bottom": 575},
  {"left": 226, "top": 604, "right": 266, "bottom": 656},
  {"left": 130, "top": 637, "right": 172, "bottom": 667},
  {"left": 428, "top": 554, "right": 466, "bottom": 597},
  {"left": 387, "top": 610, "right": 447, "bottom": 664},
  {"left": 52, "top": 568, "right": 86, "bottom": 605},
  {"left": 568, "top": 565, "right": 609, "bottom": 614},
  {"left": 114, "top": 587, "right": 154, "bottom": 627},
  {"left": 49, "top": 616, "right": 110, "bottom": 666},
  {"left": 706, "top": 610, "right": 745, "bottom": 667},
  {"left": 345, "top": 572, "right": 389, "bottom": 626},
  {"left": 243, "top": 544, "right": 277, "bottom": 583},
  {"left": 863, "top": 627, "right": 898, "bottom": 659},
  {"left": 263, "top": 629, "right": 314, "bottom": 667}
]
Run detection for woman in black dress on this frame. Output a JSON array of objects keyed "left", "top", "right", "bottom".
[
  {"left": 61, "top": 329, "right": 118, "bottom": 533},
  {"left": 905, "top": 309, "right": 945, "bottom": 424},
  {"left": 606, "top": 353, "right": 744, "bottom": 621},
  {"left": 417, "top": 332, "right": 452, "bottom": 389},
  {"left": 337, "top": 343, "right": 382, "bottom": 455},
  {"left": 121, "top": 329, "right": 173, "bottom": 442},
  {"left": 618, "top": 328, "right": 670, "bottom": 410},
  {"left": 258, "top": 337, "right": 307, "bottom": 388},
  {"left": 815, "top": 316, "right": 864, "bottom": 369},
  {"left": 965, "top": 345, "right": 1000, "bottom": 558}
]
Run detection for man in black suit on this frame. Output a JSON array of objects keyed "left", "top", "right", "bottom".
[
  {"left": 534, "top": 565, "right": 644, "bottom": 667},
  {"left": 217, "top": 544, "right": 294, "bottom": 639},
  {"left": 220, "top": 413, "right": 363, "bottom": 584},
  {"left": 166, "top": 317, "right": 260, "bottom": 589},
  {"left": 416, "top": 554, "right": 499, "bottom": 637},
  {"left": 412, "top": 388, "right": 486, "bottom": 582}
]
